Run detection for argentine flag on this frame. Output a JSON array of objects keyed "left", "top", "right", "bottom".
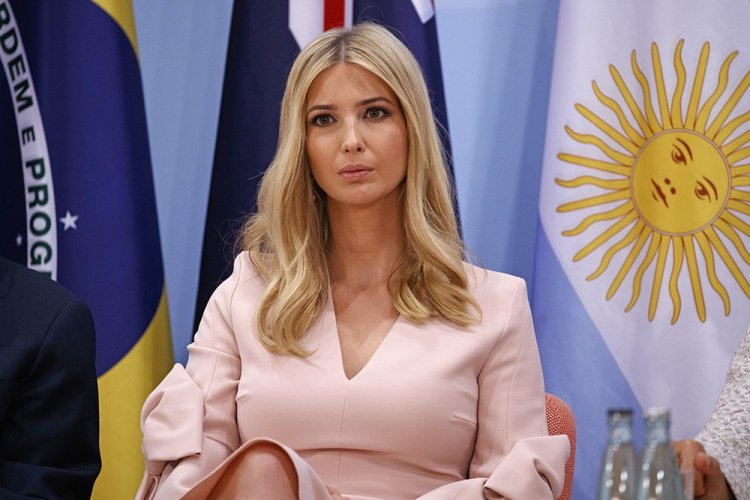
[{"left": 533, "top": 0, "right": 750, "bottom": 496}]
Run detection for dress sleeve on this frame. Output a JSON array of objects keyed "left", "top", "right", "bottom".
[
  {"left": 418, "top": 279, "right": 569, "bottom": 500},
  {"left": 696, "top": 327, "right": 750, "bottom": 500},
  {"left": 136, "top": 256, "right": 245, "bottom": 500}
]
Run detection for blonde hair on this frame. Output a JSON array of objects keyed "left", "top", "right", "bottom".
[{"left": 241, "top": 22, "right": 479, "bottom": 356}]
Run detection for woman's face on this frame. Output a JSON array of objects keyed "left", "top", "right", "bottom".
[{"left": 305, "top": 63, "right": 408, "bottom": 213}]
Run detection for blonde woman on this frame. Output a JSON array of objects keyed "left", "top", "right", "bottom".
[{"left": 137, "top": 23, "right": 568, "bottom": 500}]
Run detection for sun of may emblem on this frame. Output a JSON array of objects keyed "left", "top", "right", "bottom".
[{"left": 556, "top": 40, "right": 750, "bottom": 324}]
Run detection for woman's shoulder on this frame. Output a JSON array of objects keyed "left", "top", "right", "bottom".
[
  {"left": 462, "top": 261, "right": 527, "bottom": 298},
  {"left": 461, "top": 261, "right": 530, "bottom": 316},
  {"left": 233, "top": 251, "right": 263, "bottom": 278},
  {"left": 198, "top": 252, "right": 268, "bottom": 333},
  {"left": 212, "top": 251, "right": 267, "bottom": 300}
]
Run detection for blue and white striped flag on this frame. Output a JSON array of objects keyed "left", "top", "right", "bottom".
[{"left": 533, "top": 0, "right": 750, "bottom": 495}]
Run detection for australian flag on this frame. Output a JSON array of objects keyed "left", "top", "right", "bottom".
[{"left": 195, "top": 0, "right": 451, "bottom": 328}]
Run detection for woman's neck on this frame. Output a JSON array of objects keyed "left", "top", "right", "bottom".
[{"left": 326, "top": 202, "right": 405, "bottom": 290}]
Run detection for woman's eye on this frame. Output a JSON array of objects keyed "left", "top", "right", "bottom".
[
  {"left": 365, "top": 107, "right": 387, "bottom": 119},
  {"left": 671, "top": 146, "right": 687, "bottom": 165},
  {"left": 311, "top": 114, "right": 333, "bottom": 126}
]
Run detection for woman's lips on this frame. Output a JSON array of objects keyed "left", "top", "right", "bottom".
[{"left": 339, "top": 164, "right": 373, "bottom": 179}]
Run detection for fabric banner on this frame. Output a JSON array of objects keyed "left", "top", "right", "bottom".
[
  {"left": 194, "top": 0, "right": 450, "bottom": 328},
  {"left": 0, "top": 1, "right": 172, "bottom": 497},
  {"left": 533, "top": 0, "right": 750, "bottom": 495}
]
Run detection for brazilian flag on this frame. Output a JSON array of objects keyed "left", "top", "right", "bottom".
[{"left": 0, "top": 0, "right": 172, "bottom": 497}]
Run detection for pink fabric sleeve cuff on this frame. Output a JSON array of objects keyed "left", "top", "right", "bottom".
[
  {"left": 484, "top": 434, "right": 570, "bottom": 499},
  {"left": 140, "top": 365, "right": 204, "bottom": 473},
  {"left": 417, "top": 434, "right": 570, "bottom": 500}
]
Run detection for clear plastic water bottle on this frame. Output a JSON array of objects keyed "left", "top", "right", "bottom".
[
  {"left": 636, "top": 407, "right": 684, "bottom": 500},
  {"left": 598, "top": 408, "right": 638, "bottom": 499}
]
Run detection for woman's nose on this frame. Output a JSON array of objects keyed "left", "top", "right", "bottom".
[{"left": 341, "top": 120, "right": 364, "bottom": 153}]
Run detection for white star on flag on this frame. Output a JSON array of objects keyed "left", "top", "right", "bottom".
[
  {"left": 15, "top": 234, "right": 22, "bottom": 246},
  {"left": 59, "top": 210, "right": 79, "bottom": 231}
]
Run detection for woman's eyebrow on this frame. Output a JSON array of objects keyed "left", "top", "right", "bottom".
[
  {"left": 307, "top": 97, "right": 393, "bottom": 114},
  {"left": 307, "top": 104, "right": 336, "bottom": 114},
  {"left": 358, "top": 96, "right": 392, "bottom": 106}
]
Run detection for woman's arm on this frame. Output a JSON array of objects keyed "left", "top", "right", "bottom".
[
  {"left": 419, "top": 278, "right": 569, "bottom": 499},
  {"left": 137, "top": 255, "right": 247, "bottom": 499}
]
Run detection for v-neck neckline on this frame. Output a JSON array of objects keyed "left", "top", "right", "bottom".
[{"left": 326, "top": 287, "right": 401, "bottom": 381}]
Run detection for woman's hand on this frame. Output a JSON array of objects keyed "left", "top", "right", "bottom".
[{"left": 673, "top": 439, "right": 734, "bottom": 500}]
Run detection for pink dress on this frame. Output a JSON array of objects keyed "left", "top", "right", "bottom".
[{"left": 137, "top": 253, "right": 569, "bottom": 499}]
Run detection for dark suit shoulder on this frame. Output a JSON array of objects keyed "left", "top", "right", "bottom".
[
  {"left": 0, "top": 257, "right": 100, "bottom": 498},
  {"left": 0, "top": 256, "right": 90, "bottom": 335}
]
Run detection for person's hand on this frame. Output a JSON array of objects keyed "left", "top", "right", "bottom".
[{"left": 673, "top": 439, "right": 733, "bottom": 500}]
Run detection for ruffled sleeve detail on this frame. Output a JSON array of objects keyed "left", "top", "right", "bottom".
[
  {"left": 136, "top": 365, "right": 204, "bottom": 499},
  {"left": 417, "top": 435, "right": 569, "bottom": 500},
  {"left": 141, "top": 365, "right": 204, "bottom": 473},
  {"left": 483, "top": 435, "right": 568, "bottom": 498}
]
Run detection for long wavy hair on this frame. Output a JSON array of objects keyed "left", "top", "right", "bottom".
[{"left": 241, "top": 22, "right": 480, "bottom": 356}]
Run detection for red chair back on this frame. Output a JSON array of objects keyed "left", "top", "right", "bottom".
[{"left": 545, "top": 393, "right": 576, "bottom": 500}]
